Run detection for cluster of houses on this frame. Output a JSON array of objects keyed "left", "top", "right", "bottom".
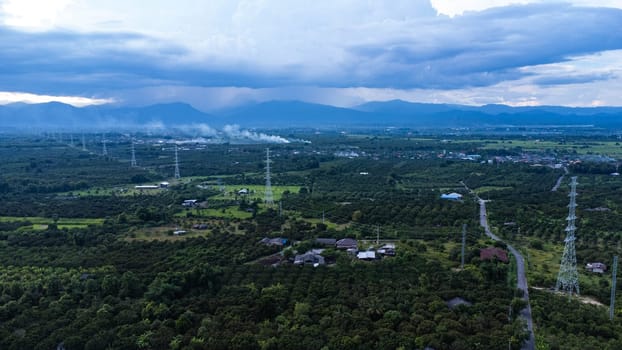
[{"left": 259, "top": 236, "right": 396, "bottom": 267}]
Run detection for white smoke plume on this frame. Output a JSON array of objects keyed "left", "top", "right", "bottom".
[
  {"left": 176, "top": 123, "right": 218, "bottom": 136},
  {"left": 223, "top": 124, "right": 290, "bottom": 143}
]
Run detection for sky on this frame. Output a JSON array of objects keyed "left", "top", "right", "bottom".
[{"left": 0, "top": 0, "right": 621, "bottom": 110}]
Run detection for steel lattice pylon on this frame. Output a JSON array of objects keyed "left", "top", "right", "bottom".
[
  {"left": 130, "top": 139, "right": 137, "bottom": 167},
  {"left": 556, "top": 176, "right": 580, "bottom": 296},
  {"left": 264, "top": 148, "right": 274, "bottom": 206},
  {"left": 174, "top": 144, "right": 180, "bottom": 179},
  {"left": 102, "top": 134, "right": 108, "bottom": 156}
]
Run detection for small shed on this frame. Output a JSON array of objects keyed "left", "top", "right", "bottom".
[
  {"left": 357, "top": 251, "right": 377, "bottom": 260},
  {"left": 441, "top": 192, "right": 463, "bottom": 200},
  {"left": 182, "top": 199, "right": 198, "bottom": 207},
  {"left": 586, "top": 262, "right": 607, "bottom": 273}
]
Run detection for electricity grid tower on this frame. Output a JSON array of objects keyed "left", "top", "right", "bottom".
[
  {"left": 461, "top": 224, "right": 467, "bottom": 269},
  {"left": 611, "top": 255, "right": 618, "bottom": 321},
  {"left": 130, "top": 139, "right": 137, "bottom": 167},
  {"left": 556, "top": 176, "right": 580, "bottom": 296},
  {"left": 264, "top": 148, "right": 274, "bottom": 206},
  {"left": 174, "top": 144, "right": 181, "bottom": 179},
  {"left": 102, "top": 134, "right": 108, "bottom": 156}
]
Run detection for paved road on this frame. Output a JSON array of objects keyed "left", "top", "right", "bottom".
[{"left": 479, "top": 199, "right": 535, "bottom": 350}]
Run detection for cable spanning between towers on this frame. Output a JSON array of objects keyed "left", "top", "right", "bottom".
[{"left": 556, "top": 176, "right": 580, "bottom": 296}]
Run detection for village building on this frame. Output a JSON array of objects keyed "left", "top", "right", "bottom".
[
  {"left": 336, "top": 238, "right": 358, "bottom": 250},
  {"left": 294, "top": 251, "right": 325, "bottom": 267},
  {"left": 259, "top": 237, "right": 287, "bottom": 246}
]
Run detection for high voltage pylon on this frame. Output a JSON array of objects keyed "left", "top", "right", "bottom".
[
  {"left": 174, "top": 144, "right": 180, "bottom": 179},
  {"left": 610, "top": 255, "right": 618, "bottom": 321},
  {"left": 556, "top": 176, "right": 580, "bottom": 296},
  {"left": 130, "top": 139, "right": 137, "bottom": 167},
  {"left": 264, "top": 148, "right": 274, "bottom": 206},
  {"left": 102, "top": 134, "right": 108, "bottom": 156},
  {"left": 461, "top": 224, "right": 467, "bottom": 269}
]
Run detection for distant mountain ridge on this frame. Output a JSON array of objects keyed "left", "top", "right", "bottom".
[{"left": 1, "top": 99, "right": 622, "bottom": 130}]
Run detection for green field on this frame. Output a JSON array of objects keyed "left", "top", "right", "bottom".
[
  {"left": 175, "top": 206, "right": 254, "bottom": 219},
  {"left": 209, "top": 185, "right": 301, "bottom": 201},
  {"left": 475, "top": 139, "right": 622, "bottom": 157}
]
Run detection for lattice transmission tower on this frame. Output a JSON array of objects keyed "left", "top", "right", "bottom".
[
  {"left": 611, "top": 255, "right": 618, "bottom": 321},
  {"left": 264, "top": 148, "right": 274, "bottom": 206},
  {"left": 102, "top": 134, "right": 108, "bottom": 156},
  {"left": 556, "top": 176, "right": 580, "bottom": 296},
  {"left": 130, "top": 139, "right": 137, "bottom": 167},
  {"left": 461, "top": 224, "right": 467, "bottom": 269},
  {"left": 174, "top": 144, "right": 181, "bottom": 179}
]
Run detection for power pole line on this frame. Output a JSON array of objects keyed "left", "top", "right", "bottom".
[
  {"left": 376, "top": 225, "right": 380, "bottom": 245},
  {"left": 264, "top": 148, "right": 274, "bottom": 206},
  {"left": 611, "top": 255, "right": 618, "bottom": 321},
  {"left": 556, "top": 176, "right": 580, "bottom": 297}
]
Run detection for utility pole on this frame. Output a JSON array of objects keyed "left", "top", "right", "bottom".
[
  {"left": 279, "top": 201, "right": 282, "bottom": 217},
  {"left": 81, "top": 134, "right": 86, "bottom": 151},
  {"left": 376, "top": 225, "right": 380, "bottom": 245}
]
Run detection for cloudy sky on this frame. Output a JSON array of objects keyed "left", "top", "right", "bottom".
[{"left": 0, "top": 0, "right": 621, "bottom": 110}]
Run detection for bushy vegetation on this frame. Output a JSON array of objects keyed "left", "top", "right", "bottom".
[{"left": 1, "top": 133, "right": 622, "bottom": 349}]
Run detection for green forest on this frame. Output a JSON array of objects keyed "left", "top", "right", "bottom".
[{"left": 1, "top": 132, "right": 622, "bottom": 349}]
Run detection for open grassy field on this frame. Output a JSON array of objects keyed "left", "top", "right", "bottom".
[
  {"left": 209, "top": 185, "right": 301, "bottom": 201},
  {"left": 175, "top": 206, "right": 254, "bottom": 219},
  {"left": 473, "top": 139, "right": 622, "bottom": 157}
]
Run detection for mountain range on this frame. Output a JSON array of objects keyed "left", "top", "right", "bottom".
[{"left": 1, "top": 100, "right": 622, "bottom": 131}]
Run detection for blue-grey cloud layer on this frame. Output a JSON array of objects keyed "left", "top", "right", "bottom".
[{"left": 0, "top": 3, "right": 621, "bottom": 97}]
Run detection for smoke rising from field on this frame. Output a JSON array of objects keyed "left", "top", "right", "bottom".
[{"left": 222, "top": 124, "right": 290, "bottom": 143}]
